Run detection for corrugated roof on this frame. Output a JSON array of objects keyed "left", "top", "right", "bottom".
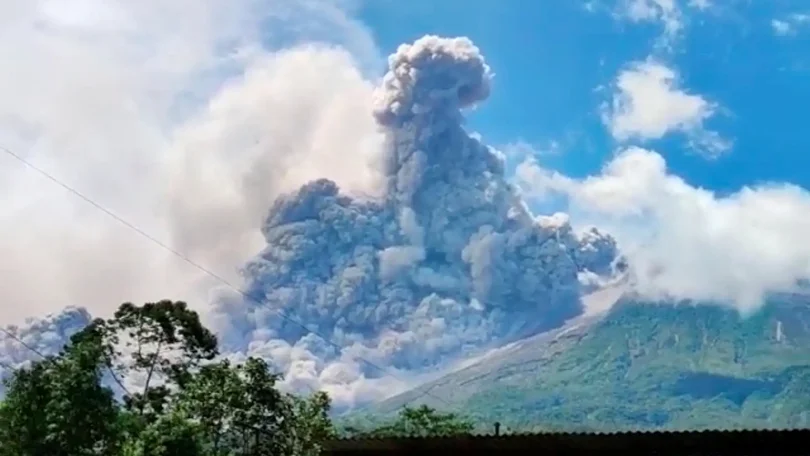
[
  {"left": 333, "top": 427, "right": 810, "bottom": 439},
  {"left": 325, "top": 428, "right": 810, "bottom": 455}
]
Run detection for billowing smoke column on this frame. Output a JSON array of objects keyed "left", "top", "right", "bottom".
[
  {"left": 211, "top": 36, "right": 623, "bottom": 406},
  {"left": 0, "top": 307, "right": 92, "bottom": 391}
]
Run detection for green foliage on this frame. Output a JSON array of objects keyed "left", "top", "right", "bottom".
[
  {"left": 0, "top": 300, "right": 334, "bottom": 456},
  {"left": 122, "top": 411, "right": 206, "bottom": 456},
  {"left": 174, "top": 360, "right": 243, "bottom": 452},
  {"left": 357, "top": 297, "right": 810, "bottom": 432},
  {"left": 175, "top": 357, "right": 332, "bottom": 455},
  {"left": 234, "top": 357, "right": 289, "bottom": 455},
  {"left": 285, "top": 392, "right": 337, "bottom": 456},
  {"left": 94, "top": 300, "right": 219, "bottom": 421},
  {"left": 0, "top": 361, "right": 57, "bottom": 456},
  {"left": 346, "top": 405, "right": 475, "bottom": 438},
  {"left": 0, "top": 323, "right": 120, "bottom": 455}
]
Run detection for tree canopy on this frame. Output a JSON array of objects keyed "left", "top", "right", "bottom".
[
  {"left": 0, "top": 300, "right": 476, "bottom": 456},
  {"left": 342, "top": 405, "right": 475, "bottom": 439}
]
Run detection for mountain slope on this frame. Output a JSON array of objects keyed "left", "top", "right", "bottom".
[{"left": 357, "top": 293, "right": 810, "bottom": 432}]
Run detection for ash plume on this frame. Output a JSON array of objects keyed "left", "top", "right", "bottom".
[
  {"left": 207, "top": 35, "right": 622, "bottom": 407},
  {"left": 0, "top": 307, "right": 92, "bottom": 390}
]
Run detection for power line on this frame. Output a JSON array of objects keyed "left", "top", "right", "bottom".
[
  {"left": 0, "top": 327, "right": 49, "bottom": 361},
  {"left": 0, "top": 358, "right": 16, "bottom": 372},
  {"left": 0, "top": 327, "right": 51, "bottom": 376},
  {"left": 1, "top": 144, "right": 456, "bottom": 411},
  {"left": 0, "top": 322, "right": 133, "bottom": 397}
]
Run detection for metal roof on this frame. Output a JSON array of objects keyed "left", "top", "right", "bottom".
[{"left": 325, "top": 428, "right": 810, "bottom": 455}]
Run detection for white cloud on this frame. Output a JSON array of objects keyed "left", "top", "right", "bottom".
[
  {"left": 688, "top": 0, "right": 710, "bottom": 10},
  {"left": 501, "top": 140, "right": 562, "bottom": 160},
  {"left": 772, "top": 19, "right": 793, "bottom": 36},
  {"left": 622, "top": 0, "right": 683, "bottom": 37},
  {"left": 612, "top": 0, "right": 712, "bottom": 46},
  {"left": 771, "top": 13, "right": 810, "bottom": 36},
  {"left": 516, "top": 147, "right": 810, "bottom": 314},
  {"left": 615, "top": 0, "right": 686, "bottom": 45},
  {"left": 0, "top": 0, "right": 381, "bottom": 324},
  {"left": 602, "top": 59, "right": 730, "bottom": 157}
]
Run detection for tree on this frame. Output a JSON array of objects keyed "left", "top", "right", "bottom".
[
  {"left": 175, "top": 360, "right": 243, "bottom": 453},
  {"left": 45, "top": 326, "right": 122, "bottom": 455},
  {"left": 284, "top": 391, "right": 336, "bottom": 456},
  {"left": 232, "top": 357, "right": 289, "bottom": 455},
  {"left": 0, "top": 324, "right": 120, "bottom": 456},
  {"left": 361, "top": 405, "right": 475, "bottom": 438},
  {"left": 0, "top": 300, "right": 338, "bottom": 456},
  {"left": 0, "top": 361, "right": 53, "bottom": 456},
  {"left": 121, "top": 411, "right": 205, "bottom": 456},
  {"left": 177, "top": 357, "right": 334, "bottom": 456},
  {"left": 95, "top": 300, "right": 218, "bottom": 422}
]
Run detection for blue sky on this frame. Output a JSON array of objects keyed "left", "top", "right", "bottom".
[{"left": 359, "top": 0, "right": 810, "bottom": 195}]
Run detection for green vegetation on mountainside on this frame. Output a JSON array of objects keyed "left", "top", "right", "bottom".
[{"left": 351, "top": 295, "right": 810, "bottom": 432}]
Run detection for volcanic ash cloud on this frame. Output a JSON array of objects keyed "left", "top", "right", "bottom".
[{"left": 210, "top": 35, "right": 623, "bottom": 406}]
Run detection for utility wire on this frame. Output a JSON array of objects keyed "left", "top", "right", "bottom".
[
  {"left": 1, "top": 144, "right": 455, "bottom": 411},
  {"left": 0, "top": 326, "right": 51, "bottom": 376},
  {"left": 0, "top": 327, "right": 50, "bottom": 361},
  {"left": 0, "top": 325, "right": 132, "bottom": 392},
  {"left": 0, "top": 358, "right": 16, "bottom": 372}
]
